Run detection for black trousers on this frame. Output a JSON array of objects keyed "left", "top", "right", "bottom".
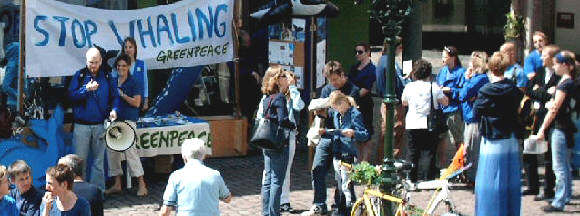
[{"left": 406, "top": 129, "right": 439, "bottom": 182}]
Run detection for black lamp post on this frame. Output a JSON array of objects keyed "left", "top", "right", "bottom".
[{"left": 357, "top": 0, "right": 412, "bottom": 215}]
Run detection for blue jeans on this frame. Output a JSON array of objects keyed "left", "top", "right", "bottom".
[
  {"left": 550, "top": 129, "right": 572, "bottom": 209},
  {"left": 73, "top": 123, "right": 106, "bottom": 191},
  {"left": 262, "top": 146, "right": 289, "bottom": 216},
  {"left": 311, "top": 138, "right": 332, "bottom": 207}
]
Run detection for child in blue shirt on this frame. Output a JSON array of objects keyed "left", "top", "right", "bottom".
[
  {"left": 0, "top": 165, "right": 19, "bottom": 216},
  {"left": 319, "top": 90, "right": 369, "bottom": 215}
]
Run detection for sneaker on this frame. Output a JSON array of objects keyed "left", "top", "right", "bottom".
[
  {"left": 301, "top": 205, "right": 328, "bottom": 216},
  {"left": 534, "top": 191, "right": 555, "bottom": 201},
  {"left": 280, "top": 203, "right": 292, "bottom": 212},
  {"left": 542, "top": 205, "right": 563, "bottom": 212}
]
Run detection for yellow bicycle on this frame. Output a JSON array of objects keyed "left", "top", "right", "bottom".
[{"left": 341, "top": 161, "right": 424, "bottom": 216}]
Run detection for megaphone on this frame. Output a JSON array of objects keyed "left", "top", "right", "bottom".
[{"left": 105, "top": 121, "right": 137, "bottom": 152}]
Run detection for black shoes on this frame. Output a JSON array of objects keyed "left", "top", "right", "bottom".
[
  {"left": 534, "top": 191, "right": 555, "bottom": 201},
  {"left": 280, "top": 203, "right": 292, "bottom": 212},
  {"left": 522, "top": 189, "right": 539, "bottom": 195},
  {"left": 541, "top": 205, "right": 563, "bottom": 212}
]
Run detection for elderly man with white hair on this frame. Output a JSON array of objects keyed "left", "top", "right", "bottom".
[
  {"left": 67, "top": 47, "right": 120, "bottom": 191},
  {"left": 159, "top": 138, "right": 232, "bottom": 216}
]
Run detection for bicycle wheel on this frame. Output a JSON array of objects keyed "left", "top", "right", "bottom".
[{"left": 351, "top": 198, "right": 369, "bottom": 216}]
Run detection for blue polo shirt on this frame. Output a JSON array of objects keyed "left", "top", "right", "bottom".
[
  {"left": 349, "top": 62, "right": 376, "bottom": 91},
  {"left": 118, "top": 75, "right": 143, "bottom": 121},
  {"left": 524, "top": 49, "right": 543, "bottom": 76},
  {"left": 504, "top": 63, "right": 528, "bottom": 88},
  {"left": 67, "top": 68, "right": 120, "bottom": 124},
  {"left": 0, "top": 195, "right": 19, "bottom": 216},
  {"left": 436, "top": 65, "right": 466, "bottom": 114}
]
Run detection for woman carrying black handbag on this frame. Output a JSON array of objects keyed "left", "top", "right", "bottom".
[
  {"left": 253, "top": 65, "right": 295, "bottom": 216},
  {"left": 401, "top": 59, "right": 449, "bottom": 182}
]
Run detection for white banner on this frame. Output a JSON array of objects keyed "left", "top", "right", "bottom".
[
  {"left": 25, "top": 0, "right": 234, "bottom": 77},
  {"left": 135, "top": 122, "right": 211, "bottom": 158}
]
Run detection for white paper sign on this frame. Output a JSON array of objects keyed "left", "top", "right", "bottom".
[
  {"left": 403, "top": 60, "right": 412, "bottom": 76},
  {"left": 25, "top": 0, "right": 234, "bottom": 77},
  {"left": 316, "top": 40, "right": 326, "bottom": 88},
  {"left": 269, "top": 41, "right": 294, "bottom": 65}
]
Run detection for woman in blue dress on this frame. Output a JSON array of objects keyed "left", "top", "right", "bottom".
[
  {"left": 121, "top": 37, "right": 149, "bottom": 112},
  {"left": 473, "top": 52, "right": 523, "bottom": 216}
]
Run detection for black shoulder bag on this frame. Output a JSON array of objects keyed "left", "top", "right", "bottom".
[
  {"left": 250, "top": 95, "right": 287, "bottom": 150},
  {"left": 427, "top": 81, "right": 448, "bottom": 134}
]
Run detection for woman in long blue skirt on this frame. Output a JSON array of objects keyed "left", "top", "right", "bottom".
[{"left": 473, "top": 52, "right": 524, "bottom": 216}]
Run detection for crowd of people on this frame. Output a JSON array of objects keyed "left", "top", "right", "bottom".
[
  {"left": 252, "top": 30, "right": 578, "bottom": 216},
  {"left": 0, "top": 28, "right": 579, "bottom": 216}
]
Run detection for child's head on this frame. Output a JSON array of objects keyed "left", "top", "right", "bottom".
[
  {"left": 0, "top": 165, "right": 10, "bottom": 197},
  {"left": 329, "top": 91, "right": 357, "bottom": 114},
  {"left": 8, "top": 160, "right": 32, "bottom": 193}
]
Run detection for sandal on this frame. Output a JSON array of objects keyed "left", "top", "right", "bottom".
[
  {"left": 137, "top": 187, "right": 148, "bottom": 196},
  {"left": 104, "top": 187, "right": 123, "bottom": 195}
]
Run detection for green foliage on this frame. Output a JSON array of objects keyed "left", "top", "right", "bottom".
[
  {"left": 350, "top": 162, "right": 382, "bottom": 186},
  {"left": 504, "top": 12, "right": 525, "bottom": 41}
]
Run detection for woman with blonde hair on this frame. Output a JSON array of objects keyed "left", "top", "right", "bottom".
[
  {"left": 458, "top": 51, "right": 489, "bottom": 183},
  {"left": 536, "top": 51, "right": 576, "bottom": 212},
  {"left": 254, "top": 64, "right": 295, "bottom": 216},
  {"left": 473, "top": 52, "right": 524, "bottom": 215}
]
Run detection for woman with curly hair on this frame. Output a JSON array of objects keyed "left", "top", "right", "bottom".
[{"left": 255, "top": 65, "right": 295, "bottom": 216}]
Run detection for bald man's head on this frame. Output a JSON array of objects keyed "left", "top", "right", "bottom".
[
  {"left": 86, "top": 48, "right": 102, "bottom": 74},
  {"left": 500, "top": 42, "right": 516, "bottom": 64}
]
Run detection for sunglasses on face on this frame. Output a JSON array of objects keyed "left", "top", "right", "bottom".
[{"left": 355, "top": 50, "right": 365, "bottom": 55}]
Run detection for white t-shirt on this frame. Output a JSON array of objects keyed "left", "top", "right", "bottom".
[{"left": 401, "top": 80, "right": 446, "bottom": 129}]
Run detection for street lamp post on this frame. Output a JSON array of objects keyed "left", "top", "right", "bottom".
[{"left": 357, "top": 0, "right": 412, "bottom": 215}]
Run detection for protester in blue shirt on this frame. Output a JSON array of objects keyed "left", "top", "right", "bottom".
[
  {"left": 375, "top": 39, "right": 407, "bottom": 158},
  {"left": 58, "top": 154, "right": 103, "bottom": 216},
  {"left": 105, "top": 54, "right": 148, "bottom": 197},
  {"left": 501, "top": 42, "right": 528, "bottom": 91},
  {"left": 121, "top": 37, "right": 149, "bottom": 111},
  {"left": 458, "top": 52, "right": 489, "bottom": 183},
  {"left": 160, "top": 138, "right": 232, "bottom": 216},
  {"left": 319, "top": 90, "right": 369, "bottom": 215},
  {"left": 349, "top": 42, "right": 375, "bottom": 162},
  {"left": 40, "top": 164, "right": 91, "bottom": 216},
  {"left": 436, "top": 46, "right": 466, "bottom": 167},
  {"left": 1, "top": 42, "right": 20, "bottom": 111},
  {"left": 524, "top": 31, "right": 547, "bottom": 77},
  {"left": 8, "top": 160, "right": 42, "bottom": 216},
  {"left": 67, "top": 48, "right": 119, "bottom": 191},
  {"left": 0, "top": 165, "right": 19, "bottom": 216}
]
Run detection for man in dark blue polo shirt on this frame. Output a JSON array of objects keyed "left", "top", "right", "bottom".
[{"left": 67, "top": 47, "right": 119, "bottom": 191}]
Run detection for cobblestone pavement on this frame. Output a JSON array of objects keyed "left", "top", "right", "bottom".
[{"left": 104, "top": 148, "right": 580, "bottom": 216}]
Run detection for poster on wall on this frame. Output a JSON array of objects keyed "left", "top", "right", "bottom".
[
  {"left": 268, "top": 41, "right": 294, "bottom": 65},
  {"left": 25, "top": 0, "right": 234, "bottom": 77}
]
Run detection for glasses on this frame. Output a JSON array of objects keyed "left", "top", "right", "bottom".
[{"left": 355, "top": 50, "right": 365, "bottom": 55}]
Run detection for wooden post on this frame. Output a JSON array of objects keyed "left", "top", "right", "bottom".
[
  {"left": 232, "top": 0, "right": 242, "bottom": 119},
  {"left": 17, "top": 0, "right": 25, "bottom": 114}
]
